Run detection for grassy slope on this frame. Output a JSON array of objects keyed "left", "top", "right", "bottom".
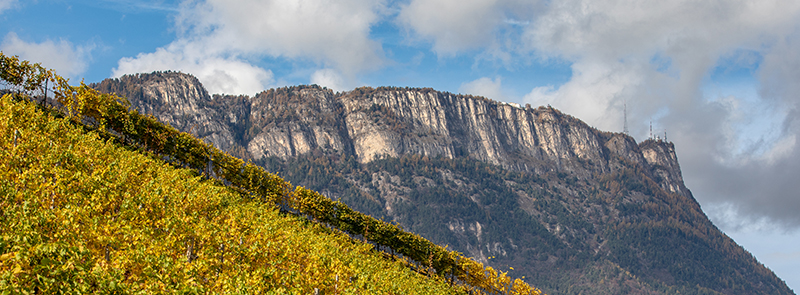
[{"left": 0, "top": 95, "right": 459, "bottom": 294}]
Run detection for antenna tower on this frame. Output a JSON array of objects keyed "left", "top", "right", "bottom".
[
  {"left": 623, "top": 101, "right": 629, "bottom": 135},
  {"left": 649, "top": 120, "right": 653, "bottom": 140}
]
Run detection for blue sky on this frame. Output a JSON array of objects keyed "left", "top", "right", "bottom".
[{"left": 2, "top": 0, "right": 800, "bottom": 291}]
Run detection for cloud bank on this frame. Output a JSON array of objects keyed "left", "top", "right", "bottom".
[
  {"left": 115, "top": 0, "right": 387, "bottom": 95},
  {"left": 459, "top": 76, "right": 507, "bottom": 101},
  {"left": 114, "top": 40, "right": 275, "bottom": 96},
  {"left": 0, "top": 0, "right": 16, "bottom": 14},
  {"left": 1, "top": 32, "right": 92, "bottom": 79},
  {"left": 522, "top": 0, "right": 800, "bottom": 230}
]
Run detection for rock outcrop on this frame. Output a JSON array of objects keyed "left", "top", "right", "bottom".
[
  {"left": 92, "top": 72, "right": 793, "bottom": 295},
  {"left": 96, "top": 74, "right": 690, "bottom": 200}
]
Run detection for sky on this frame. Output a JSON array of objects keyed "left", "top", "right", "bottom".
[{"left": 1, "top": 0, "right": 799, "bottom": 291}]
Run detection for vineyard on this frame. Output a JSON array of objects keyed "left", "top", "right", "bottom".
[{"left": 0, "top": 53, "right": 541, "bottom": 294}]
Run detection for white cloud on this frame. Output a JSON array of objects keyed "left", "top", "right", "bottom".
[
  {"left": 525, "top": 0, "right": 799, "bottom": 60},
  {"left": 760, "top": 29, "right": 800, "bottom": 108},
  {"left": 523, "top": 59, "right": 650, "bottom": 132},
  {"left": 459, "top": 76, "right": 506, "bottom": 101},
  {"left": 176, "top": 0, "right": 387, "bottom": 73},
  {"left": 397, "top": 0, "right": 502, "bottom": 55},
  {"left": 113, "top": 40, "right": 274, "bottom": 96},
  {"left": 0, "top": 0, "right": 17, "bottom": 14},
  {"left": 310, "top": 68, "right": 346, "bottom": 91},
  {"left": 523, "top": 85, "right": 555, "bottom": 104},
  {"left": 1, "top": 32, "right": 92, "bottom": 79},
  {"left": 397, "top": 0, "right": 539, "bottom": 56},
  {"left": 513, "top": 0, "right": 800, "bottom": 231},
  {"left": 117, "top": 0, "right": 387, "bottom": 94},
  {"left": 520, "top": 0, "right": 800, "bottom": 120}
]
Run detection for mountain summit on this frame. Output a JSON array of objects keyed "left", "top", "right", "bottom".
[{"left": 94, "top": 72, "right": 794, "bottom": 295}]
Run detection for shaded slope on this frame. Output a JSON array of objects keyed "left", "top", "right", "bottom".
[{"left": 264, "top": 153, "right": 786, "bottom": 294}]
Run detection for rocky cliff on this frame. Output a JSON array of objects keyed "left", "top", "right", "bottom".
[
  {"left": 96, "top": 74, "right": 690, "bottom": 198},
  {"left": 93, "top": 72, "right": 793, "bottom": 295}
]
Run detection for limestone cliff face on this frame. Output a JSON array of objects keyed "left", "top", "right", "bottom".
[
  {"left": 640, "top": 139, "right": 690, "bottom": 196},
  {"left": 93, "top": 72, "right": 240, "bottom": 151},
  {"left": 93, "top": 72, "right": 692, "bottom": 200},
  {"left": 281, "top": 87, "right": 689, "bottom": 200},
  {"left": 248, "top": 86, "right": 680, "bottom": 186}
]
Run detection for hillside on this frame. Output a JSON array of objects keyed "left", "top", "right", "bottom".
[
  {"left": 0, "top": 88, "right": 469, "bottom": 294},
  {"left": 0, "top": 54, "right": 540, "bottom": 294},
  {"left": 93, "top": 71, "right": 795, "bottom": 295}
]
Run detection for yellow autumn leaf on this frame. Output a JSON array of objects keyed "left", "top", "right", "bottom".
[{"left": 0, "top": 252, "right": 16, "bottom": 262}]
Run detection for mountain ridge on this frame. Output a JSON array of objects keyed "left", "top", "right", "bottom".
[
  {"left": 93, "top": 73, "right": 690, "bottom": 198},
  {"left": 93, "top": 71, "right": 793, "bottom": 295}
]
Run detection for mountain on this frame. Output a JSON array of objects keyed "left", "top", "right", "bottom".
[{"left": 93, "top": 72, "right": 794, "bottom": 295}]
